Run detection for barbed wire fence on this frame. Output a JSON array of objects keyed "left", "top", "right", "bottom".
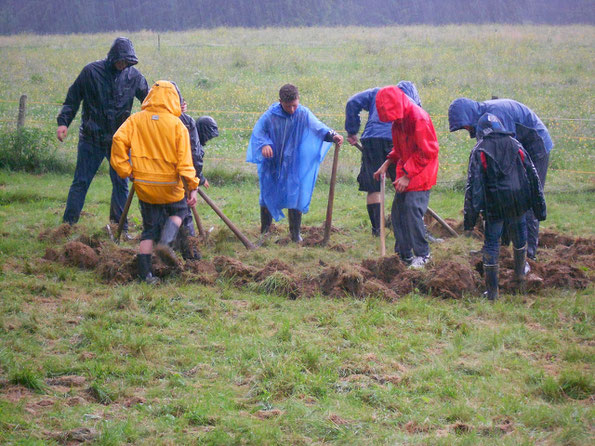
[{"left": 1, "top": 95, "right": 593, "bottom": 193}]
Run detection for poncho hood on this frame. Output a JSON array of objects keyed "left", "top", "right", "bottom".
[
  {"left": 141, "top": 81, "right": 182, "bottom": 116},
  {"left": 106, "top": 37, "right": 139, "bottom": 67},
  {"left": 376, "top": 85, "right": 415, "bottom": 123},
  {"left": 448, "top": 98, "right": 484, "bottom": 134}
]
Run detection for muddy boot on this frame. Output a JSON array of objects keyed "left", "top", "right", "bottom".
[
  {"left": 367, "top": 203, "right": 381, "bottom": 237},
  {"left": 156, "top": 218, "right": 181, "bottom": 264},
  {"left": 260, "top": 206, "right": 272, "bottom": 234},
  {"left": 179, "top": 226, "right": 202, "bottom": 261},
  {"left": 288, "top": 209, "right": 303, "bottom": 243},
  {"left": 513, "top": 244, "right": 529, "bottom": 294},
  {"left": 483, "top": 263, "right": 499, "bottom": 301},
  {"left": 137, "top": 254, "right": 160, "bottom": 285}
]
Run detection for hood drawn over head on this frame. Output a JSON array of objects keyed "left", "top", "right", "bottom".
[
  {"left": 141, "top": 81, "right": 182, "bottom": 116},
  {"left": 477, "top": 113, "right": 512, "bottom": 139},
  {"left": 106, "top": 37, "right": 139, "bottom": 67},
  {"left": 376, "top": 85, "right": 413, "bottom": 123},
  {"left": 397, "top": 81, "right": 422, "bottom": 108},
  {"left": 196, "top": 116, "right": 219, "bottom": 145},
  {"left": 448, "top": 98, "right": 482, "bottom": 133}
]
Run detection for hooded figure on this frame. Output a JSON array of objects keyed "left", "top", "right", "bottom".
[
  {"left": 344, "top": 81, "right": 424, "bottom": 237},
  {"left": 373, "top": 85, "right": 440, "bottom": 269},
  {"left": 111, "top": 80, "right": 199, "bottom": 284},
  {"left": 197, "top": 116, "right": 219, "bottom": 147},
  {"left": 449, "top": 97, "right": 552, "bottom": 259},
  {"left": 463, "top": 113, "right": 546, "bottom": 301},
  {"left": 247, "top": 84, "right": 342, "bottom": 242},
  {"left": 58, "top": 37, "right": 149, "bottom": 231}
]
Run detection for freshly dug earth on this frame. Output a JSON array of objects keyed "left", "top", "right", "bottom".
[{"left": 40, "top": 224, "right": 593, "bottom": 299}]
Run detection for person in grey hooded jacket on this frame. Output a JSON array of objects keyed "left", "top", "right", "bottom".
[
  {"left": 449, "top": 97, "right": 552, "bottom": 260},
  {"left": 57, "top": 37, "right": 148, "bottom": 233}
]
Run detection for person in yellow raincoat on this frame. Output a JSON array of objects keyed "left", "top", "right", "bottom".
[{"left": 111, "top": 80, "right": 199, "bottom": 284}]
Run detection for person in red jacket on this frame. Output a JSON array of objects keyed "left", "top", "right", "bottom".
[{"left": 373, "top": 85, "right": 439, "bottom": 269}]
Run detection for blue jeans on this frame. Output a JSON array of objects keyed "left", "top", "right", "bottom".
[
  {"left": 391, "top": 190, "right": 430, "bottom": 259},
  {"left": 62, "top": 140, "right": 129, "bottom": 229},
  {"left": 484, "top": 215, "right": 527, "bottom": 265}
]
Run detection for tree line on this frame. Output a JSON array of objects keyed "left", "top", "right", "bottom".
[{"left": 1, "top": 0, "right": 593, "bottom": 35}]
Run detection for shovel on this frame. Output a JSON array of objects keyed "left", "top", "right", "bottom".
[
  {"left": 181, "top": 178, "right": 207, "bottom": 241},
  {"left": 321, "top": 142, "right": 340, "bottom": 246},
  {"left": 112, "top": 183, "right": 135, "bottom": 244},
  {"left": 380, "top": 173, "right": 386, "bottom": 256}
]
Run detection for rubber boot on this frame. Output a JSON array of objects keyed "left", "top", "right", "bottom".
[
  {"left": 288, "top": 209, "right": 303, "bottom": 242},
  {"left": 137, "top": 254, "right": 160, "bottom": 285},
  {"left": 178, "top": 226, "right": 201, "bottom": 261},
  {"left": 513, "top": 244, "right": 528, "bottom": 294},
  {"left": 260, "top": 206, "right": 272, "bottom": 234},
  {"left": 156, "top": 218, "right": 181, "bottom": 265},
  {"left": 483, "top": 263, "right": 499, "bottom": 301},
  {"left": 367, "top": 203, "right": 381, "bottom": 237}
]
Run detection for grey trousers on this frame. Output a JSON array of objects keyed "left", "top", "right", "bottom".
[{"left": 391, "top": 190, "right": 431, "bottom": 259}]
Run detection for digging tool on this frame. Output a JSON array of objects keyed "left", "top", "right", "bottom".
[
  {"left": 380, "top": 173, "right": 386, "bottom": 256},
  {"left": 195, "top": 187, "right": 256, "bottom": 250},
  {"left": 181, "top": 178, "right": 207, "bottom": 241},
  {"left": 322, "top": 142, "right": 341, "bottom": 246},
  {"left": 426, "top": 207, "right": 458, "bottom": 238},
  {"left": 354, "top": 142, "right": 364, "bottom": 152},
  {"left": 114, "top": 183, "right": 135, "bottom": 244}
]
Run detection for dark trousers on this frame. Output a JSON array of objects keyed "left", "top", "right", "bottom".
[
  {"left": 526, "top": 152, "right": 549, "bottom": 258},
  {"left": 62, "top": 140, "right": 129, "bottom": 229},
  {"left": 484, "top": 215, "right": 527, "bottom": 264},
  {"left": 391, "top": 190, "right": 430, "bottom": 259}
]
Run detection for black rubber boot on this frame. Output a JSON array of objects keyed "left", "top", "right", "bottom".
[
  {"left": 137, "top": 254, "right": 160, "bottom": 285},
  {"left": 513, "top": 244, "right": 528, "bottom": 294},
  {"left": 156, "top": 218, "right": 181, "bottom": 264},
  {"left": 260, "top": 206, "right": 272, "bottom": 234},
  {"left": 483, "top": 263, "right": 499, "bottom": 301},
  {"left": 367, "top": 203, "right": 381, "bottom": 237},
  {"left": 288, "top": 209, "right": 303, "bottom": 242}
]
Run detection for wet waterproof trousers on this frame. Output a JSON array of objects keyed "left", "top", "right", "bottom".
[
  {"left": 526, "top": 152, "right": 549, "bottom": 259},
  {"left": 391, "top": 190, "right": 430, "bottom": 260},
  {"left": 63, "top": 140, "right": 129, "bottom": 230}
]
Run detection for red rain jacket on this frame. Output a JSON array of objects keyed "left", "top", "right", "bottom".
[{"left": 376, "top": 86, "right": 439, "bottom": 192}]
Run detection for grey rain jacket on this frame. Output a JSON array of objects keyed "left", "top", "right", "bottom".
[
  {"left": 57, "top": 37, "right": 149, "bottom": 148},
  {"left": 464, "top": 113, "right": 546, "bottom": 230}
]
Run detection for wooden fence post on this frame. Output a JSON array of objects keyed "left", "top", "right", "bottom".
[{"left": 17, "top": 94, "right": 27, "bottom": 129}]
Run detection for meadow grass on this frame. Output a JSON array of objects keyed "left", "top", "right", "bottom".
[{"left": 0, "top": 25, "right": 594, "bottom": 444}]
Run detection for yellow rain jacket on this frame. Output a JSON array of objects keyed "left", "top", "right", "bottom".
[{"left": 111, "top": 80, "right": 198, "bottom": 204}]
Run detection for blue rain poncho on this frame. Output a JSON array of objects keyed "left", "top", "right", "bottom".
[{"left": 247, "top": 103, "right": 332, "bottom": 221}]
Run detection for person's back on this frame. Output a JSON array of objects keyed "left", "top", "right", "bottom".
[{"left": 111, "top": 80, "right": 197, "bottom": 205}]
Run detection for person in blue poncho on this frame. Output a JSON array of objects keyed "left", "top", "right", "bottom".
[
  {"left": 247, "top": 84, "right": 344, "bottom": 242},
  {"left": 449, "top": 97, "right": 553, "bottom": 260}
]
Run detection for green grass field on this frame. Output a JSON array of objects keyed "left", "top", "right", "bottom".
[{"left": 0, "top": 26, "right": 594, "bottom": 445}]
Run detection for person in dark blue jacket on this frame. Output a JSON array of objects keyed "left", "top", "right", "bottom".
[
  {"left": 57, "top": 37, "right": 148, "bottom": 234},
  {"left": 449, "top": 97, "right": 552, "bottom": 260},
  {"left": 464, "top": 113, "right": 546, "bottom": 301},
  {"left": 344, "top": 81, "right": 422, "bottom": 237}
]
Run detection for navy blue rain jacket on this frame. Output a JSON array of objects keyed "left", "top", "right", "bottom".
[
  {"left": 344, "top": 81, "right": 422, "bottom": 141},
  {"left": 464, "top": 113, "right": 546, "bottom": 230},
  {"left": 448, "top": 98, "right": 553, "bottom": 162},
  {"left": 57, "top": 37, "right": 149, "bottom": 148}
]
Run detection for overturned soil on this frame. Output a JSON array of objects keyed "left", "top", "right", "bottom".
[{"left": 40, "top": 223, "right": 594, "bottom": 300}]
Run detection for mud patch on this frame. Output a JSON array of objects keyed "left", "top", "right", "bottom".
[
  {"left": 183, "top": 260, "right": 218, "bottom": 285},
  {"left": 63, "top": 241, "right": 99, "bottom": 269},
  {"left": 426, "top": 260, "right": 480, "bottom": 299},
  {"left": 38, "top": 223, "right": 72, "bottom": 242},
  {"left": 362, "top": 254, "right": 405, "bottom": 284},
  {"left": 254, "top": 259, "right": 294, "bottom": 281},
  {"left": 96, "top": 245, "right": 137, "bottom": 283},
  {"left": 213, "top": 256, "right": 257, "bottom": 284},
  {"left": 389, "top": 269, "right": 426, "bottom": 296}
]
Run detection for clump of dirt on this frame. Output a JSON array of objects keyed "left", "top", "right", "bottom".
[
  {"left": 389, "top": 269, "right": 425, "bottom": 295},
  {"left": 362, "top": 254, "right": 405, "bottom": 284},
  {"left": 315, "top": 264, "right": 395, "bottom": 299},
  {"left": 76, "top": 232, "right": 107, "bottom": 250},
  {"left": 62, "top": 241, "right": 99, "bottom": 269},
  {"left": 425, "top": 260, "right": 480, "bottom": 299},
  {"left": 541, "top": 261, "right": 591, "bottom": 289},
  {"left": 254, "top": 259, "right": 294, "bottom": 281},
  {"left": 38, "top": 223, "right": 72, "bottom": 242},
  {"left": 183, "top": 260, "right": 218, "bottom": 285},
  {"left": 361, "top": 279, "right": 399, "bottom": 301},
  {"left": 213, "top": 256, "right": 258, "bottom": 284},
  {"left": 255, "top": 270, "right": 300, "bottom": 299},
  {"left": 96, "top": 245, "right": 137, "bottom": 283},
  {"left": 538, "top": 229, "right": 576, "bottom": 248}
]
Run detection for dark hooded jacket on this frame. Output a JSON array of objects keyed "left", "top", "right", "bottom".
[
  {"left": 375, "top": 85, "right": 439, "bottom": 192},
  {"left": 464, "top": 113, "right": 546, "bottom": 230},
  {"left": 57, "top": 37, "right": 149, "bottom": 148},
  {"left": 448, "top": 98, "right": 553, "bottom": 162}
]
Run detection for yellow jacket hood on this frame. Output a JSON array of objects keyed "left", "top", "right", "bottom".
[{"left": 141, "top": 80, "right": 182, "bottom": 116}]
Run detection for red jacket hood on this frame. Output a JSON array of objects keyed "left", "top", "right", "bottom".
[{"left": 376, "top": 85, "right": 413, "bottom": 123}]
